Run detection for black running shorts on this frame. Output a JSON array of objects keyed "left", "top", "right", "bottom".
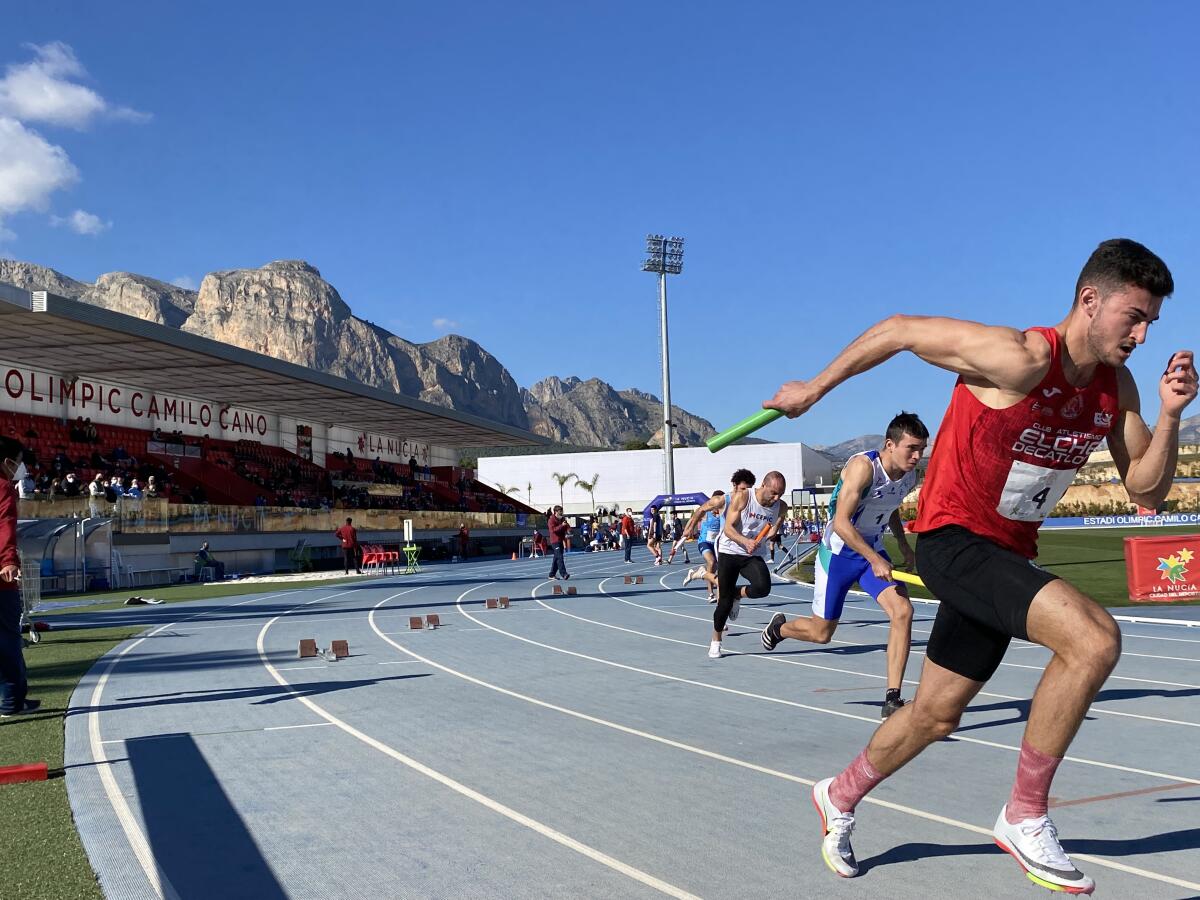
[{"left": 917, "top": 525, "right": 1059, "bottom": 683}]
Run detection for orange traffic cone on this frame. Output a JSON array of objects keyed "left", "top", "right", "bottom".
[{"left": 511, "top": 552, "right": 518, "bottom": 560}]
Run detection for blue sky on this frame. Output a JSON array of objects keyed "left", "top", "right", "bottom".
[{"left": 2, "top": 2, "right": 1198, "bottom": 446}]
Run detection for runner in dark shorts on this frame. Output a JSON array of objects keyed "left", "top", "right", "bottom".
[{"left": 763, "top": 239, "right": 1196, "bottom": 894}]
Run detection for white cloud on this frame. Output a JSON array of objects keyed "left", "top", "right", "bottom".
[
  {"left": 50, "top": 208, "right": 110, "bottom": 235},
  {"left": 170, "top": 276, "right": 198, "bottom": 290},
  {"left": 432, "top": 317, "right": 460, "bottom": 330},
  {"left": 0, "top": 42, "right": 148, "bottom": 129},
  {"left": 0, "top": 43, "right": 148, "bottom": 238},
  {"left": 0, "top": 116, "right": 79, "bottom": 219}
]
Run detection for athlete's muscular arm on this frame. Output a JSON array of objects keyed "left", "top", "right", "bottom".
[
  {"left": 721, "top": 491, "right": 757, "bottom": 552},
  {"left": 1109, "top": 352, "right": 1198, "bottom": 508},
  {"left": 831, "top": 457, "right": 893, "bottom": 581},
  {"left": 681, "top": 496, "right": 721, "bottom": 540},
  {"left": 763, "top": 315, "right": 1049, "bottom": 418},
  {"left": 888, "top": 510, "right": 917, "bottom": 570}
]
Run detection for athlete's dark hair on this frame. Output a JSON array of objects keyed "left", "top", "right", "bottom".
[
  {"left": 711, "top": 490, "right": 725, "bottom": 497},
  {"left": 730, "top": 468, "right": 756, "bottom": 487},
  {"left": 885, "top": 412, "right": 928, "bottom": 444},
  {"left": 1075, "top": 238, "right": 1173, "bottom": 302},
  {"left": 0, "top": 436, "right": 24, "bottom": 464}
]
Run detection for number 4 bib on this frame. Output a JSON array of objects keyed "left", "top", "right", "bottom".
[{"left": 998, "top": 460, "right": 1076, "bottom": 522}]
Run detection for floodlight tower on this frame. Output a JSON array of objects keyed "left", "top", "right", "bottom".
[{"left": 642, "top": 234, "right": 684, "bottom": 496}]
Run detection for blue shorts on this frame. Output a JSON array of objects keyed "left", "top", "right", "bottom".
[
  {"left": 812, "top": 546, "right": 902, "bottom": 621},
  {"left": 698, "top": 541, "right": 716, "bottom": 556}
]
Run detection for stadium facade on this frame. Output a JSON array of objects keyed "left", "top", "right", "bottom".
[{"left": 479, "top": 442, "right": 835, "bottom": 516}]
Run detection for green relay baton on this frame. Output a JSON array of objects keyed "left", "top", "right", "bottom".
[{"left": 706, "top": 409, "right": 783, "bottom": 453}]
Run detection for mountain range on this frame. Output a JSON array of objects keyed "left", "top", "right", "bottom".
[{"left": 0, "top": 258, "right": 716, "bottom": 449}]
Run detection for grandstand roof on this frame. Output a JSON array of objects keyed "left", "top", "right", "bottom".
[{"left": 0, "top": 283, "right": 545, "bottom": 448}]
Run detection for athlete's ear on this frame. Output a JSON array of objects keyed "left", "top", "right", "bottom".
[{"left": 1077, "top": 285, "right": 1101, "bottom": 316}]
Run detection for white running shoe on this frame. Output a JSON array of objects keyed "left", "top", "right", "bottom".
[
  {"left": 654, "top": 559, "right": 662, "bottom": 566},
  {"left": 707, "top": 592, "right": 716, "bottom": 603},
  {"left": 682, "top": 567, "right": 697, "bottom": 586},
  {"left": 812, "top": 777, "right": 858, "bottom": 878},
  {"left": 993, "top": 806, "right": 1094, "bottom": 894},
  {"left": 708, "top": 641, "right": 722, "bottom": 659}
]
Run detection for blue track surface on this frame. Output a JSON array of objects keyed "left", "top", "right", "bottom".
[{"left": 62, "top": 550, "right": 1200, "bottom": 898}]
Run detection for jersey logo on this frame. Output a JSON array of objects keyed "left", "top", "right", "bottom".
[
  {"left": 1061, "top": 394, "right": 1084, "bottom": 419},
  {"left": 1042, "top": 387, "right": 1063, "bottom": 399},
  {"left": 1094, "top": 411, "right": 1113, "bottom": 427}
]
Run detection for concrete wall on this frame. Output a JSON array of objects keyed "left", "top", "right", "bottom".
[{"left": 478, "top": 443, "right": 834, "bottom": 514}]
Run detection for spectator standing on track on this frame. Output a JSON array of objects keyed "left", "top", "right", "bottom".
[
  {"left": 457, "top": 522, "right": 470, "bottom": 560},
  {"left": 547, "top": 505, "right": 570, "bottom": 580},
  {"left": 335, "top": 517, "right": 362, "bottom": 574},
  {"left": 620, "top": 507, "right": 636, "bottom": 562},
  {"left": 0, "top": 437, "right": 38, "bottom": 718}
]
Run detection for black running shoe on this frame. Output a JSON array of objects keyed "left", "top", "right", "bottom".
[
  {"left": 881, "top": 689, "right": 905, "bottom": 719},
  {"left": 0, "top": 699, "right": 41, "bottom": 718},
  {"left": 761, "top": 613, "right": 786, "bottom": 651}
]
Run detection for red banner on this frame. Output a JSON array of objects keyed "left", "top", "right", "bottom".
[{"left": 1123, "top": 535, "right": 1200, "bottom": 602}]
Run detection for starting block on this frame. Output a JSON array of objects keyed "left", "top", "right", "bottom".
[
  {"left": 409, "top": 616, "right": 425, "bottom": 630},
  {"left": 624, "top": 576, "right": 632, "bottom": 584},
  {"left": 426, "top": 614, "right": 441, "bottom": 629},
  {"left": 636, "top": 576, "right": 644, "bottom": 584},
  {"left": 567, "top": 586, "right": 577, "bottom": 595},
  {"left": 330, "top": 640, "right": 349, "bottom": 659},
  {"left": 298, "top": 639, "right": 318, "bottom": 659},
  {"left": 486, "top": 598, "right": 498, "bottom": 609},
  {"left": 498, "top": 596, "right": 510, "bottom": 608},
  {"left": 553, "top": 585, "right": 563, "bottom": 595}
]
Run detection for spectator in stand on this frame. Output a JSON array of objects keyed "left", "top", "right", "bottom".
[
  {"left": 70, "top": 417, "right": 86, "bottom": 442},
  {"left": 144, "top": 476, "right": 160, "bottom": 499},
  {"left": 104, "top": 477, "right": 123, "bottom": 506},
  {"left": 335, "top": 517, "right": 362, "bottom": 574},
  {"left": 457, "top": 522, "right": 470, "bottom": 560},
  {"left": 0, "top": 435, "right": 39, "bottom": 718},
  {"left": 620, "top": 507, "right": 636, "bottom": 563},
  {"left": 62, "top": 472, "right": 81, "bottom": 497},
  {"left": 408, "top": 454, "right": 418, "bottom": 471},
  {"left": 88, "top": 472, "right": 105, "bottom": 517},
  {"left": 126, "top": 479, "right": 143, "bottom": 500},
  {"left": 83, "top": 418, "right": 98, "bottom": 443},
  {"left": 547, "top": 505, "right": 571, "bottom": 581},
  {"left": 16, "top": 467, "right": 35, "bottom": 500},
  {"left": 194, "top": 541, "right": 226, "bottom": 580},
  {"left": 53, "top": 448, "right": 70, "bottom": 473}
]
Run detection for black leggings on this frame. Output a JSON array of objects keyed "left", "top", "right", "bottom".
[{"left": 714, "top": 553, "right": 771, "bottom": 632}]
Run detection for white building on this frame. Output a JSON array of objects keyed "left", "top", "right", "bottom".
[{"left": 479, "top": 442, "right": 835, "bottom": 515}]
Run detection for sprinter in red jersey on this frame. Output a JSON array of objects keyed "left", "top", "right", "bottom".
[{"left": 764, "top": 239, "right": 1196, "bottom": 894}]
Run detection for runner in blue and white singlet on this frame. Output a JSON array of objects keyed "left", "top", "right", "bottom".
[{"left": 760, "top": 413, "right": 929, "bottom": 718}]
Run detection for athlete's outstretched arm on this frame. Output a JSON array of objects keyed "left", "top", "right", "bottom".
[
  {"left": 1109, "top": 353, "right": 1198, "bottom": 508},
  {"left": 763, "top": 315, "right": 1047, "bottom": 418},
  {"left": 681, "top": 495, "right": 722, "bottom": 540}
]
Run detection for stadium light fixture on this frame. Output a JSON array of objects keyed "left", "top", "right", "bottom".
[{"left": 642, "top": 234, "right": 684, "bottom": 496}]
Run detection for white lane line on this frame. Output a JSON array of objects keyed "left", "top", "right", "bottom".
[
  {"left": 263, "top": 722, "right": 335, "bottom": 732},
  {"left": 510, "top": 581, "right": 1200, "bottom": 786},
  {"left": 378, "top": 660, "right": 423, "bottom": 665},
  {"left": 633, "top": 574, "right": 1200, "bottom": 729},
  {"left": 364, "top": 589, "right": 1200, "bottom": 895},
  {"left": 257, "top": 584, "right": 701, "bottom": 900},
  {"left": 83, "top": 587, "right": 361, "bottom": 900}
]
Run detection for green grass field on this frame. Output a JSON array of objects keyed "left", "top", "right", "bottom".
[
  {"left": 792, "top": 524, "right": 1200, "bottom": 607},
  {"left": 0, "top": 575, "right": 363, "bottom": 900}
]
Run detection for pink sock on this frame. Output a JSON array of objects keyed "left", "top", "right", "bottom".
[
  {"left": 829, "top": 749, "right": 887, "bottom": 812},
  {"left": 1006, "top": 740, "right": 1063, "bottom": 823}
]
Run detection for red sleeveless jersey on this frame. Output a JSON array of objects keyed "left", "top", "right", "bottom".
[{"left": 912, "top": 327, "right": 1119, "bottom": 559}]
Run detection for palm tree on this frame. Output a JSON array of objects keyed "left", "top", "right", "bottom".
[
  {"left": 493, "top": 482, "right": 521, "bottom": 497},
  {"left": 573, "top": 473, "right": 600, "bottom": 514},
  {"left": 551, "top": 471, "right": 578, "bottom": 509},
  {"left": 526, "top": 481, "right": 533, "bottom": 506}
]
